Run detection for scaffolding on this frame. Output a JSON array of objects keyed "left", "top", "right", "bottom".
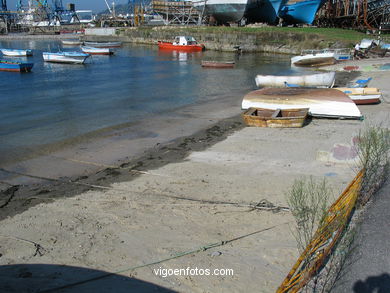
[
  {"left": 317, "top": 0, "right": 390, "bottom": 30},
  {"left": 152, "top": 0, "right": 201, "bottom": 25}
]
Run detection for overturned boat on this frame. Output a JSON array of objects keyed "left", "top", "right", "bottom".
[
  {"left": 255, "top": 71, "right": 335, "bottom": 88},
  {"left": 241, "top": 88, "right": 362, "bottom": 119}
]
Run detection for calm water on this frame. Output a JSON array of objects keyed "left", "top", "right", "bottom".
[{"left": 0, "top": 39, "right": 298, "bottom": 164}]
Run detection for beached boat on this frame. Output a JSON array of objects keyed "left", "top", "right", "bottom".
[
  {"left": 191, "top": 0, "right": 248, "bottom": 24},
  {"left": 61, "top": 39, "right": 82, "bottom": 46},
  {"left": 0, "top": 49, "right": 33, "bottom": 57},
  {"left": 245, "top": 0, "right": 288, "bottom": 24},
  {"left": 334, "top": 87, "right": 382, "bottom": 105},
  {"left": 255, "top": 71, "right": 335, "bottom": 88},
  {"left": 291, "top": 48, "right": 351, "bottom": 66},
  {"left": 279, "top": 0, "right": 326, "bottom": 24},
  {"left": 241, "top": 88, "right": 362, "bottom": 119},
  {"left": 42, "top": 51, "right": 90, "bottom": 64},
  {"left": 0, "top": 60, "right": 33, "bottom": 72},
  {"left": 201, "top": 60, "right": 235, "bottom": 68},
  {"left": 158, "top": 36, "right": 205, "bottom": 52},
  {"left": 81, "top": 46, "right": 114, "bottom": 55},
  {"left": 83, "top": 41, "right": 122, "bottom": 48},
  {"left": 242, "top": 107, "right": 308, "bottom": 127}
]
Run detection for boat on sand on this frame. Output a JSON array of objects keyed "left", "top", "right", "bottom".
[
  {"left": 158, "top": 36, "right": 205, "bottom": 52},
  {"left": 334, "top": 87, "right": 382, "bottom": 105},
  {"left": 242, "top": 107, "right": 309, "bottom": 128},
  {"left": 255, "top": 72, "right": 335, "bottom": 88},
  {"left": 241, "top": 88, "right": 362, "bottom": 119}
]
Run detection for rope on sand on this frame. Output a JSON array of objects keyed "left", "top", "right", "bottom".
[{"left": 37, "top": 222, "right": 290, "bottom": 293}]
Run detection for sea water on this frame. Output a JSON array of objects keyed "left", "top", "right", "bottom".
[{"left": 0, "top": 39, "right": 297, "bottom": 164}]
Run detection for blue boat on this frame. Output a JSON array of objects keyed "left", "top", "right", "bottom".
[
  {"left": 0, "top": 60, "right": 34, "bottom": 72},
  {"left": 245, "top": 0, "right": 288, "bottom": 24},
  {"left": 279, "top": 0, "right": 326, "bottom": 25}
]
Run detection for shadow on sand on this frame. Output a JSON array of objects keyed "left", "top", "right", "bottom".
[
  {"left": 353, "top": 273, "right": 390, "bottom": 293},
  {"left": 0, "top": 263, "right": 177, "bottom": 293}
]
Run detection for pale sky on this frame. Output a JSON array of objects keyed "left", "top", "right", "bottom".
[{"left": 6, "top": 0, "right": 128, "bottom": 12}]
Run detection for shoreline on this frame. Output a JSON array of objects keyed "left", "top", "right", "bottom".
[{"left": 1, "top": 58, "right": 390, "bottom": 292}]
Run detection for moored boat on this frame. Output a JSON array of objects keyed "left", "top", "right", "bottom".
[
  {"left": 242, "top": 107, "right": 309, "bottom": 127},
  {"left": 1, "top": 49, "right": 33, "bottom": 57},
  {"left": 334, "top": 87, "right": 382, "bottom": 105},
  {"left": 241, "top": 88, "right": 362, "bottom": 119},
  {"left": 81, "top": 46, "right": 114, "bottom": 55},
  {"left": 201, "top": 60, "right": 235, "bottom": 68},
  {"left": 0, "top": 60, "right": 33, "bottom": 72},
  {"left": 42, "top": 51, "right": 90, "bottom": 64},
  {"left": 255, "top": 71, "right": 335, "bottom": 88},
  {"left": 61, "top": 39, "right": 82, "bottom": 46},
  {"left": 158, "top": 36, "right": 205, "bottom": 52},
  {"left": 83, "top": 41, "right": 122, "bottom": 48}
]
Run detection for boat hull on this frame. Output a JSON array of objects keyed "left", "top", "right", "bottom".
[
  {"left": 62, "top": 40, "right": 82, "bottom": 46},
  {"left": 43, "top": 52, "right": 90, "bottom": 64},
  {"left": 279, "top": 0, "right": 325, "bottom": 24},
  {"left": 81, "top": 46, "right": 113, "bottom": 55},
  {"left": 1, "top": 49, "right": 33, "bottom": 57},
  {"left": 255, "top": 71, "right": 335, "bottom": 88},
  {"left": 242, "top": 107, "right": 308, "bottom": 127},
  {"left": 192, "top": 0, "right": 247, "bottom": 23},
  {"left": 245, "top": 0, "right": 288, "bottom": 24},
  {"left": 241, "top": 88, "right": 362, "bottom": 119},
  {"left": 83, "top": 42, "right": 122, "bottom": 48},
  {"left": 0, "top": 61, "right": 33, "bottom": 72},
  {"left": 334, "top": 87, "right": 382, "bottom": 105},
  {"left": 158, "top": 41, "right": 205, "bottom": 52},
  {"left": 201, "top": 60, "right": 235, "bottom": 68},
  {"left": 292, "top": 56, "right": 336, "bottom": 67}
]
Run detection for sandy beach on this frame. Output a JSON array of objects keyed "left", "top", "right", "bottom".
[{"left": 0, "top": 58, "right": 389, "bottom": 292}]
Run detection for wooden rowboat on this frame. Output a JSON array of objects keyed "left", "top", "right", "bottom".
[
  {"left": 242, "top": 107, "right": 309, "bottom": 128},
  {"left": 255, "top": 72, "right": 335, "bottom": 88},
  {"left": 334, "top": 87, "right": 382, "bottom": 105},
  {"left": 201, "top": 60, "right": 235, "bottom": 68},
  {"left": 242, "top": 88, "right": 362, "bottom": 119}
]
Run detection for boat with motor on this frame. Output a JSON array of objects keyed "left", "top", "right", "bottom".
[
  {"left": 279, "top": 0, "right": 326, "bottom": 24},
  {"left": 0, "top": 60, "right": 34, "bottom": 72},
  {"left": 158, "top": 36, "right": 205, "bottom": 52},
  {"left": 0, "top": 49, "right": 33, "bottom": 57},
  {"left": 83, "top": 41, "right": 122, "bottom": 48},
  {"left": 81, "top": 46, "right": 114, "bottom": 55},
  {"left": 255, "top": 71, "right": 335, "bottom": 88},
  {"left": 42, "top": 51, "right": 90, "bottom": 64},
  {"left": 241, "top": 88, "right": 362, "bottom": 119}
]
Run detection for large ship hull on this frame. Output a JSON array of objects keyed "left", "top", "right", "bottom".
[
  {"left": 192, "top": 0, "right": 248, "bottom": 24},
  {"left": 279, "top": 0, "right": 325, "bottom": 24},
  {"left": 245, "top": 0, "right": 288, "bottom": 24}
]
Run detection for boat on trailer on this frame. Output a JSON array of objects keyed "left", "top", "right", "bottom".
[
  {"left": 158, "top": 36, "right": 205, "bottom": 52},
  {"left": 42, "top": 51, "right": 90, "bottom": 64},
  {"left": 255, "top": 71, "right": 335, "bottom": 88},
  {"left": 81, "top": 46, "right": 114, "bottom": 55},
  {"left": 1, "top": 49, "right": 33, "bottom": 57},
  {"left": 83, "top": 41, "right": 122, "bottom": 48},
  {"left": 241, "top": 88, "right": 362, "bottom": 119},
  {"left": 334, "top": 87, "right": 382, "bottom": 105},
  {"left": 242, "top": 107, "right": 309, "bottom": 128},
  {"left": 0, "top": 60, "right": 33, "bottom": 72}
]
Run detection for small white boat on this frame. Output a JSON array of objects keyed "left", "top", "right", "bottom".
[
  {"left": 291, "top": 49, "right": 351, "bottom": 66},
  {"left": 334, "top": 87, "right": 382, "bottom": 105},
  {"left": 83, "top": 41, "right": 122, "bottom": 48},
  {"left": 255, "top": 72, "right": 335, "bottom": 88},
  {"left": 61, "top": 39, "right": 82, "bottom": 46},
  {"left": 241, "top": 88, "right": 362, "bottom": 119},
  {"left": 81, "top": 46, "right": 113, "bottom": 55},
  {"left": 42, "top": 51, "right": 90, "bottom": 64},
  {"left": 1, "top": 49, "right": 33, "bottom": 57}
]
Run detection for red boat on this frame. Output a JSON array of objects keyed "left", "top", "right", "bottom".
[{"left": 158, "top": 36, "right": 205, "bottom": 52}]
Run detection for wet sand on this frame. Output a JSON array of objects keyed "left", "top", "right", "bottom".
[{"left": 0, "top": 65, "right": 389, "bottom": 292}]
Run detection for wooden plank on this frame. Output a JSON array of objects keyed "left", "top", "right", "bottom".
[{"left": 271, "top": 109, "right": 281, "bottom": 118}]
